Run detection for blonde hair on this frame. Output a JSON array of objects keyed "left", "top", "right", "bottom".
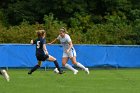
[
  {"left": 60, "top": 27, "right": 68, "bottom": 33},
  {"left": 36, "top": 29, "right": 46, "bottom": 38}
]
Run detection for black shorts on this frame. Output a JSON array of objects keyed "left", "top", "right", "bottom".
[{"left": 36, "top": 54, "right": 49, "bottom": 61}]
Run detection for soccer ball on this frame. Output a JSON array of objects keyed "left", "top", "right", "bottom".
[{"left": 54, "top": 68, "right": 59, "bottom": 73}]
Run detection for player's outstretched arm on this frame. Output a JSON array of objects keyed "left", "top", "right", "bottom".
[
  {"left": 48, "top": 38, "right": 57, "bottom": 44},
  {"left": 30, "top": 40, "right": 34, "bottom": 44}
]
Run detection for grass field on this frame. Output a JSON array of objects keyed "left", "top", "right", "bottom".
[{"left": 0, "top": 69, "right": 140, "bottom": 93}]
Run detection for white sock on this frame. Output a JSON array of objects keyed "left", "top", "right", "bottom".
[
  {"left": 76, "top": 62, "right": 86, "bottom": 70},
  {"left": 64, "top": 63, "right": 76, "bottom": 72}
]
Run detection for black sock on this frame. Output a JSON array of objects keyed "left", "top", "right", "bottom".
[
  {"left": 28, "top": 65, "right": 40, "bottom": 74},
  {"left": 53, "top": 60, "right": 61, "bottom": 72}
]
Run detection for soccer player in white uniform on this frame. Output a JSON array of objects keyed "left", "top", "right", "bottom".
[
  {"left": 48, "top": 27, "right": 89, "bottom": 74},
  {"left": 0, "top": 69, "right": 10, "bottom": 82}
]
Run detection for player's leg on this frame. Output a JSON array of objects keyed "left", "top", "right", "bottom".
[
  {"left": 63, "top": 52, "right": 78, "bottom": 74},
  {"left": 76, "top": 62, "right": 89, "bottom": 74},
  {"left": 62, "top": 57, "right": 78, "bottom": 74},
  {"left": 47, "top": 55, "right": 63, "bottom": 74},
  {"left": 28, "top": 61, "right": 42, "bottom": 74},
  {"left": 69, "top": 49, "right": 90, "bottom": 74},
  {"left": 0, "top": 70, "right": 2, "bottom": 75},
  {"left": 0, "top": 70, "right": 10, "bottom": 82},
  {"left": 70, "top": 57, "right": 89, "bottom": 74}
]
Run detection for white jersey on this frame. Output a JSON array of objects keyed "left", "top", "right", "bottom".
[
  {"left": 57, "top": 34, "right": 76, "bottom": 58},
  {"left": 57, "top": 34, "right": 73, "bottom": 50}
]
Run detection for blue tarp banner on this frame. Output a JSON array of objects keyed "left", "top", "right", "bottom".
[{"left": 0, "top": 44, "right": 140, "bottom": 68}]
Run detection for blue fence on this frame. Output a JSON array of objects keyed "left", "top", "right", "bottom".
[{"left": 0, "top": 44, "right": 140, "bottom": 68}]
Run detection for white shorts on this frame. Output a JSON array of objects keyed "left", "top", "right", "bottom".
[{"left": 63, "top": 48, "right": 76, "bottom": 58}]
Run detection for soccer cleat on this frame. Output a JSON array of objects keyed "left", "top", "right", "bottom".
[
  {"left": 28, "top": 71, "right": 32, "bottom": 75},
  {"left": 58, "top": 71, "right": 65, "bottom": 74},
  {"left": 74, "top": 70, "right": 78, "bottom": 75},
  {"left": 85, "top": 68, "right": 90, "bottom": 74},
  {"left": 1, "top": 70, "right": 10, "bottom": 82}
]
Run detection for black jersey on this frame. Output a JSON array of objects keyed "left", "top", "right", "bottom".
[
  {"left": 34, "top": 38, "right": 48, "bottom": 61},
  {"left": 34, "top": 38, "right": 46, "bottom": 55}
]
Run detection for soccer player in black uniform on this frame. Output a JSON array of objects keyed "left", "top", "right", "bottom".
[{"left": 28, "top": 30, "right": 63, "bottom": 74}]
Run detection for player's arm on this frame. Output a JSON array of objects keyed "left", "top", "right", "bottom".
[
  {"left": 48, "top": 38, "right": 58, "bottom": 44},
  {"left": 43, "top": 44, "right": 48, "bottom": 55},
  {"left": 31, "top": 39, "right": 36, "bottom": 45},
  {"left": 30, "top": 40, "right": 34, "bottom": 44},
  {"left": 66, "top": 35, "right": 73, "bottom": 53},
  {"left": 66, "top": 41, "right": 73, "bottom": 53},
  {"left": 31, "top": 40, "right": 36, "bottom": 44}
]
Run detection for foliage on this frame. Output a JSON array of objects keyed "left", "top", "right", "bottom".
[
  {"left": 0, "top": 0, "right": 140, "bottom": 44},
  {"left": 43, "top": 13, "right": 66, "bottom": 42},
  {"left": 0, "top": 21, "right": 37, "bottom": 43}
]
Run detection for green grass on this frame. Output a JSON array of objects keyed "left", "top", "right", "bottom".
[{"left": 0, "top": 69, "right": 140, "bottom": 93}]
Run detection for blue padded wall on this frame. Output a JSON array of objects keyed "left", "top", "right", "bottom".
[{"left": 0, "top": 44, "right": 140, "bottom": 68}]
